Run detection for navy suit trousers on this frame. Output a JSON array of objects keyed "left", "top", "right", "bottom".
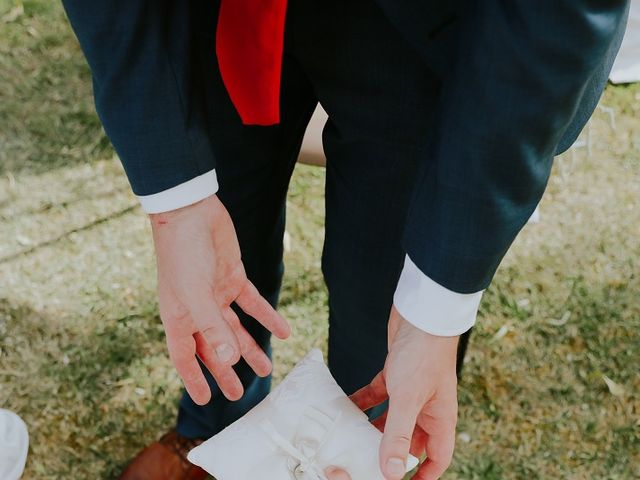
[{"left": 176, "top": 0, "right": 471, "bottom": 438}]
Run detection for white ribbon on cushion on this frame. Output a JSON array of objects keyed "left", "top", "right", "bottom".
[{"left": 260, "top": 405, "right": 344, "bottom": 480}]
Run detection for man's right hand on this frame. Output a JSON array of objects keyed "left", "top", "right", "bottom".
[
  {"left": 325, "top": 467, "right": 351, "bottom": 480},
  {"left": 150, "top": 195, "right": 291, "bottom": 405}
]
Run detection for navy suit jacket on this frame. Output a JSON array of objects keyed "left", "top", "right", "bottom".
[{"left": 62, "top": 0, "right": 629, "bottom": 294}]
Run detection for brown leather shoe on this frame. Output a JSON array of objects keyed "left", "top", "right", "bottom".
[{"left": 118, "top": 430, "right": 209, "bottom": 480}]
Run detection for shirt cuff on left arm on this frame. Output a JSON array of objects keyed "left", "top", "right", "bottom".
[{"left": 393, "top": 255, "right": 484, "bottom": 337}]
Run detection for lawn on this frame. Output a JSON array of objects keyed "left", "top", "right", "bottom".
[{"left": 1, "top": 1, "right": 639, "bottom": 479}]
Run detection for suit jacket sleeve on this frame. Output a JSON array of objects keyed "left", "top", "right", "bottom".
[
  {"left": 403, "top": 0, "right": 629, "bottom": 294},
  {"left": 61, "top": 0, "right": 218, "bottom": 196}
]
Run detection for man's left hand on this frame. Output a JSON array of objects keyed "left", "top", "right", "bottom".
[{"left": 351, "top": 307, "right": 459, "bottom": 480}]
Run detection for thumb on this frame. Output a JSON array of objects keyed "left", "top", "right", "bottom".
[
  {"left": 379, "top": 395, "right": 420, "bottom": 480},
  {"left": 325, "top": 467, "right": 351, "bottom": 480}
]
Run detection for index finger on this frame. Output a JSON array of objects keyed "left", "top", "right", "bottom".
[
  {"left": 350, "top": 371, "right": 388, "bottom": 411},
  {"left": 235, "top": 280, "right": 291, "bottom": 339}
]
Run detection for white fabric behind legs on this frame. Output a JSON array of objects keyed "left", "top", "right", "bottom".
[
  {"left": 0, "top": 409, "right": 29, "bottom": 480},
  {"left": 610, "top": 0, "right": 640, "bottom": 84}
]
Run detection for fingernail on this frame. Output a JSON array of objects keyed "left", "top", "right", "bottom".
[
  {"left": 215, "top": 343, "right": 234, "bottom": 363},
  {"left": 386, "top": 457, "right": 406, "bottom": 477}
]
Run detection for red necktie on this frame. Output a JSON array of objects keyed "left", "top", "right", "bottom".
[{"left": 216, "top": 0, "right": 288, "bottom": 126}]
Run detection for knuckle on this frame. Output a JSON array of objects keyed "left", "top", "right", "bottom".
[
  {"left": 183, "top": 370, "right": 203, "bottom": 385},
  {"left": 440, "top": 404, "right": 459, "bottom": 427},
  {"left": 389, "top": 388, "right": 420, "bottom": 408},
  {"left": 243, "top": 295, "right": 260, "bottom": 312},
  {"left": 394, "top": 434, "right": 412, "bottom": 446},
  {"left": 160, "top": 302, "right": 188, "bottom": 320},
  {"left": 201, "top": 324, "right": 221, "bottom": 338},
  {"left": 386, "top": 433, "right": 411, "bottom": 451}
]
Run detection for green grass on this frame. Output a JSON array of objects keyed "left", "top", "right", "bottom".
[{"left": 1, "top": 1, "right": 639, "bottom": 479}]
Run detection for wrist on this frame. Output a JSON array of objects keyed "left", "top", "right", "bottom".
[
  {"left": 392, "top": 308, "right": 459, "bottom": 371},
  {"left": 420, "top": 329, "right": 460, "bottom": 358},
  {"left": 149, "top": 195, "right": 217, "bottom": 231}
]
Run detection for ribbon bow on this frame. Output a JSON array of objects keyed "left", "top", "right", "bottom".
[{"left": 259, "top": 409, "right": 342, "bottom": 480}]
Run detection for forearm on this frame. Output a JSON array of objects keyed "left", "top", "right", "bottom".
[
  {"left": 62, "top": 0, "right": 218, "bottom": 198},
  {"left": 404, "top": 0, "right": 629, "bottom": 294}
]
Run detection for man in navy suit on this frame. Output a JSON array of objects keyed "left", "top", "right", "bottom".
[{"left": 62, "top": 0, "right": 628, "bottom": 478}]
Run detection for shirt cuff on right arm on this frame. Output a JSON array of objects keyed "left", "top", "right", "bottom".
[{"left": 137, "top": 169, "right": 219, "bottom": 214}]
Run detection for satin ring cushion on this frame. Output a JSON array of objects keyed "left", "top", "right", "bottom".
[{"left": 188, "top": 349, "right": 419, "bottom": 479}]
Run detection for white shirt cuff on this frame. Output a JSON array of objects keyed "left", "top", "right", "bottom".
[
  {"left": 137, "top": 170, "right": 219, "bottom": 214},
  {"left": 393, "top": 255, "right": 483, "bottom": 336}
]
